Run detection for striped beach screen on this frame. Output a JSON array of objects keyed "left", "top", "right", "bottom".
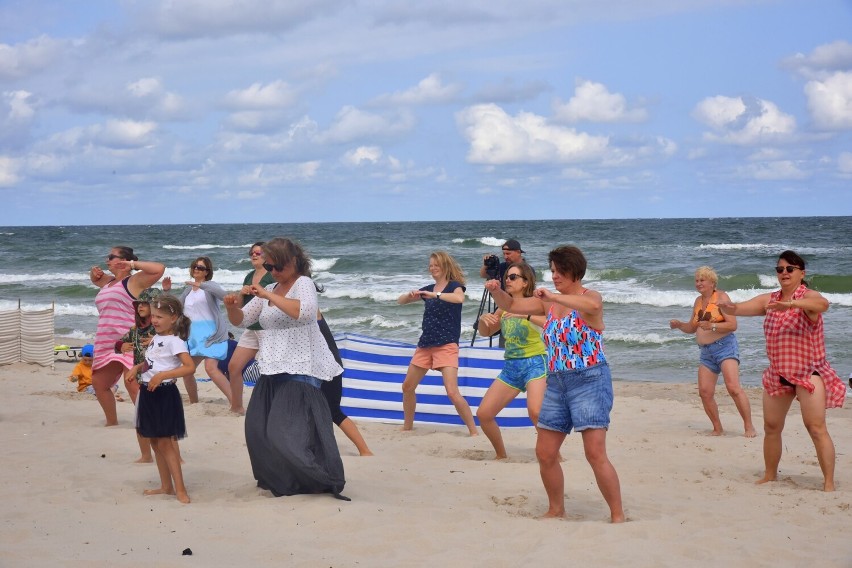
[{"left": 337, "top": 333, "right": 534, "bottom": 428}]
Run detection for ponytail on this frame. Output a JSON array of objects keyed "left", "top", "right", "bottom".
[{"left": 174, "top": 315, "right": 191, "bottom": 341}]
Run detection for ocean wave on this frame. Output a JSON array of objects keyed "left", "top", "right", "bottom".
[
  {"left": 54, "top": 329, "right": 94, "bottom": 341},
  {"left": 0, "top": 300, "right": 98, "bottom": 316},
  {"left": 605, "top": 332, "right": 687, "bottom": 345},
  {"left": 451, "top": 237, "right": 506, "bottom": 247},
  {"left": 326, "top": 314, "right": 409, "bottom": 329},
  {"left": 698, "top": 243, "right": 843, "bottom": 255},
  {"left": 162, "top": 243, "right": 254, "bottom": 250},
  {"left": 0, "top": 272, "right": 90, "bottom": 284},
  {"left": 312, "top": 257, "right": 338, "bottom": 272}
]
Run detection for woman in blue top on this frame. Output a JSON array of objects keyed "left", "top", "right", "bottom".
[{"left": 397, "top": 251, "right": 477, "bottom": 436}]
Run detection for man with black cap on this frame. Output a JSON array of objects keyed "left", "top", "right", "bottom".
[{"left": 479, "top": 238, "right": 527, "bottom": 289}]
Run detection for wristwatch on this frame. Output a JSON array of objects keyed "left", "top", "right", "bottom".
[
  {"left": 436, "top": 292, "right": 441, "bottom": 300},
  {"left": 711, "top": 324, "right": 716, "bottom": 332}
]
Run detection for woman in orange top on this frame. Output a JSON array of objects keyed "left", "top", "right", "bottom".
[{"left": 670, "top": 266, "right": 756, "bottom": 437}]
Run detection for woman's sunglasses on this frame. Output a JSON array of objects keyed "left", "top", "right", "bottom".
[
  {"left": 262, "top": 262, "right": 284, "bottom": 272},
  {"left": 106, "top": 254, "right": 124, "bottom": 261},
  {"left": 192, "top": 265, "right": 209, "bottom": 272},
  {"left": 775, "top": 266, "right": 801, "bottom": 274},
  {"left": 506, "top": 273, "right": 526, "bottom": 282},
  {"left": 250, "top": 251, "right": 263, "bottom": 257}
]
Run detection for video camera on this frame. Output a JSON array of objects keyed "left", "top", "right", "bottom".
[{"left": 483, "top": 254, "right": 500, "bottom": 280}]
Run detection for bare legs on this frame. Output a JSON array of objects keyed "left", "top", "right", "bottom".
[
  {"left": 123, "top": 369, "right": 153, "bottom": 462},
  {"left": 536, "top": 428, "right": 624, "bottom": 523},
  {"left": 719, "top": 359, "right": 756, "bottom": 437},
  {"left": 92, "top": 361, "right": 124, "bottom": 426},
  {"left": 759, "top": 376, "right": 836, "bottom": 491},
  {"left": 338, "top": 418, "right": 374, "bottom": 456},
  {"left": 697, "top": 360, "right": 756, "bottom": 437},
  {"left": 204, "top": 358, "right": 232, "bottom": 404},
  {"left": 227, "top": 345, "right": 257, "bottom": 414},
  {"left": 401, "top": 364, "right": 477, "bottom": 436},
  {"left": 181, "top": 357, "right": 202, "bottom": 404},
  {"left": 477, "top": 377, "right": 545, "bottom": 459},
  {"left": 144, "top": 437, "right": 189, "bottom": 503}
]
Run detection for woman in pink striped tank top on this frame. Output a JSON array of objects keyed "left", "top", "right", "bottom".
[{"left": 90, "top": 246, "right": 165, "bottom": 426}]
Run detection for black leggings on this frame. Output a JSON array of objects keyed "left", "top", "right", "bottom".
[{"left": 317, "top": 318, "right": 347, "bottom": 426}]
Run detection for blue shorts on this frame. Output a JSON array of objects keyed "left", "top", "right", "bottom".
[
  {"left": 538, "top": 362, "right": 613, "bottom": 434},
  {"left": 698, "top": 333, "right": 739, "bottom": 374},
  {"left": 497, "top": 354, "right": 547, "bottom": 392}
]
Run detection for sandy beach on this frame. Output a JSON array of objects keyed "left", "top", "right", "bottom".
[{"left": 1, "top": 358, "right": 850, "bottom": 568}]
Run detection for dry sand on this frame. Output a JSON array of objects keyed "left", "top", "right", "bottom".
[{"left": 1, "top": 359, "right": 850, "bottom": 567}]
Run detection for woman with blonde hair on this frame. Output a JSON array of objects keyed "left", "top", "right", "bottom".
[
  {"left": 670, "top": 266, "right": 756, "bottom": 437},
  {"left": 398, "top": 251, "right": 477, "bottom": 435}
]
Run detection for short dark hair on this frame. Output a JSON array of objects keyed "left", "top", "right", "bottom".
[
  {"left": 548, "top": 245, "right": 587, "bottom": 281},
  {"left": 778, "top": 250, "right": 806, "bottom": 270}
]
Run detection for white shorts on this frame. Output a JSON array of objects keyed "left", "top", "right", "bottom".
[{"left": 237, "top": 329, "right": 260, "bottom": 350}]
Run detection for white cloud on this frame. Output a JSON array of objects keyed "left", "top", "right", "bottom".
[
  {"left": 784, "top": 40, "right": 852, "bottom": 79},
  {"left": 693, "top": 96, "right": 796, "bottom": 145},
  {"left": 0, "top": 35, "right": 65, "bottom": 79},
  {"left": 456, "top": 103, "right": 609, "bottom": 164},
  {"left": 6, "top": 90, "right": 35, "bottom": 122},
  {"left": 97, "top": 119, "right": 158, "bottom": 149},
  {"left": 738, "top": 160, "right": 807, "bottom": 181},
  {"left": 136, "top": 0, "right": 343, "bottom": 39},
  {"left": 0, "top": 156, "right": 20, "bottom": 186},
  {"left": 321, "top": 106, "right": 416, "bottom": 144},
  {"left": 804, "top": 71, "right": 852, "bottom": 130},
  {"left": 553, "top": 80, "right": 648, "bottom": 123},
  {"left": 224, "top": 80, "right": 297, "bottom": 110},
  {"left": 373, "top": 73, "right": 463, "bottom": 106},
  {"left": 236, "top": 161, "right": 321, "bottom": 186},
  {"left": 342, "top": 146, "right": 383, "bottom": 166},
  {"left": 838, "top": 152, "right": 852, "bottom": 174},
  {"left": 63, "top": 78, "right": 188, "bottom": 121}
]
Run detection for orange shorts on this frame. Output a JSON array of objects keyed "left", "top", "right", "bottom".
[{"left": 410, "top": 343, "right": 459, "bottom": 370}]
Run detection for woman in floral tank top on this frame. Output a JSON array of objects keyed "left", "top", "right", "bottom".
[
  {"left": 719, "top": 250, "right": 846, "bottom": 492},
  {"left": 486, "top": 245, "right": 624, "bottom": 523}
]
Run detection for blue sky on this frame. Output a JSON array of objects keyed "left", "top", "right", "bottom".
[{"left": 1, "top": 0, "right": 850, "bottom": 225}]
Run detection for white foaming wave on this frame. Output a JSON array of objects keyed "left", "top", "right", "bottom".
[
  {"left": 757, "top": 274, "right": 778, "bottom": 288},
  {"left": 451, "top": 237, "right": 506, "bottom": 247},
  {"left": 0, "top": 232, "right": 14, "bottom": 235},
  {"left": 312, "top": 257, "right": 338, "bottom": 272},
  {"left": 328, "top": 314, "right": 410, "bottom": 329},
  {"left": 58, "top": 329, "right": 94, "bottom": 341},
  {"left": 162, "top": 243, "right": 254, "bottom": 250},
  {"left": 0, "top": 271, "right": 90, "bottom": 284},
  {"left": 594, "top": 280, "right": 697, "bottom": 307},
  {"left": 0, "top": 300, "right": 98, "bottom": 316},
  {"left": 322, "top": 286, "right": 401, "bottom": 303},
  {"left": 605, "top": 332, "right": 685, "bottom": 345},
  {"left": 698, "top": 243, "right": 841, "bottom": 255}
]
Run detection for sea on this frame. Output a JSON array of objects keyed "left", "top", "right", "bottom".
[{"left": 2, "top": 217, "right": 851, "bottom": 386}]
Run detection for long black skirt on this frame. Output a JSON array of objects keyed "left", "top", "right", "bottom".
[{"left": 245, "top": 373, "right": 347, "bottom": 499}]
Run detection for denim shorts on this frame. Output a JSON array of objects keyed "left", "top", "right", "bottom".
[
  {"left": 698, "top": 333, "right": 739, "bottom": 374},
  {"left": 497, "top": 354, "right": 547, "bottom": 392},
  {"left": 538, "top": 362, "right": 613, "bottom": 434}
]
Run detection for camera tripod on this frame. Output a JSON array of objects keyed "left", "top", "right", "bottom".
[{"left": 471, "top": 286, "right": 500, "bottom": 347}]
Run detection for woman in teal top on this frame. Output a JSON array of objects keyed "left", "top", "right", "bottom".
[
  {"left": 476, "top": 262, "right": 547, "bottom": 459},
  {"left": 228, "top": 242, "right": 275, "bottom": 414}
]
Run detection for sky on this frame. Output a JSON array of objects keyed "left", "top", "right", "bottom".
[{"left": 0, "top": 0, "right": 851, "bottom": 225}]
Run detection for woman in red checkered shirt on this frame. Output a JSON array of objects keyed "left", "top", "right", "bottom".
[{"left": 719, "top": 250, "right": 846, "bottom": 492}]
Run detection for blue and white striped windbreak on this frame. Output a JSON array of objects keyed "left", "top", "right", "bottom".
[{"left": 337, "top": 333, "right": 534, "bottom": 428}]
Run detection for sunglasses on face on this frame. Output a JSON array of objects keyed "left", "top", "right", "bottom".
[
  {"left": 192, "top": 265, "right": 209, "bottom": 272},
  {"left": 775, "top": 266, "right": 801, "bottom": 274},
  {"left": 506, "top": 273, "right": 526, "bottom": 282},
  {"left": 262, "top": 262, "right": 284, "bottom": 272},
  {"left": 250, "top": 251, "right": 263, "bottom": 257},
  {"left": 106, "top": 254, "right": 124, "bottom": 261}
]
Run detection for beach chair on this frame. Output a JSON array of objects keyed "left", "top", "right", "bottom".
[{"left": 54, "top": 345, "right": 83, "bottom": 361}]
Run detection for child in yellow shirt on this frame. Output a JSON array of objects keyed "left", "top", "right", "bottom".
[{"left": 69, "top": 345, "right": 95, "bottom": 393}]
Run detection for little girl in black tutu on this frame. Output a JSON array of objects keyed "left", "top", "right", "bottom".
[{"left": 128, "top": 295, "right": 194, "bottom": 504}]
